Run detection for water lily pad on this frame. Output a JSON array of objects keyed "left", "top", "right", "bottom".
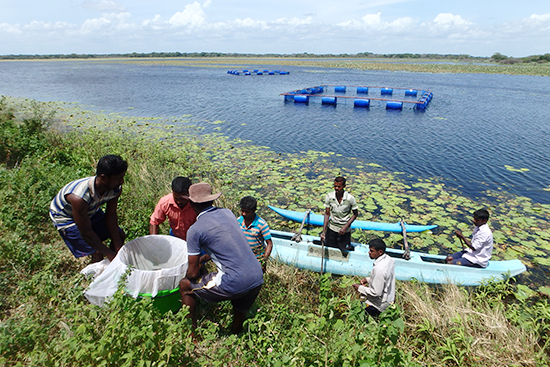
[{"left": 504, "top": 165, "right": 529, "bottom": 173}]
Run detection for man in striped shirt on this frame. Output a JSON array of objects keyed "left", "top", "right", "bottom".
[
  {"left": 49, "top": 155, "right": 127, "bottom": 262},
  {"left": 237, "top": 196, "right": 273, "bottom": 272}
]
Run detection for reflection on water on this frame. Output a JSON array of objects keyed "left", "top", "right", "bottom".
[{"left": 1, "top": 60, "right": 550, "bottom": 204}]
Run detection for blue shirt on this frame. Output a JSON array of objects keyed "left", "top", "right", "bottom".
[
  {"left": 237, "top": 214, "right": 272, "bottom": 259},
  {"left": 186, "top": 207, "right": 263, "bottom": 294}
]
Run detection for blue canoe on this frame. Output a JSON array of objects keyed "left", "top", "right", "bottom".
[
  {"left": 268, "top": 206, "right": 437, "bottom": 233},
  {"left": 270, "top": 230, "right": 526, "bottom": 286}
]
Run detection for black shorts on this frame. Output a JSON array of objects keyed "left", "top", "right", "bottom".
[
  {"left": 190, "top": 272, "right": 262, "bottom": 313},
  {"left": 325, "top": 227, "right": 352, "bottom": 251}
]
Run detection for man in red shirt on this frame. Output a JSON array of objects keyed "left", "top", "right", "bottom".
[{"left": 149, "top": 177, "right": 196, "bottom": 240}]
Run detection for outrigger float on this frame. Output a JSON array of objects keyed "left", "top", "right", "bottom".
[
  {"left": 268, "top": 206, "right": 437, "bottom": 233},
  {"left": 270, "top": 230, "right": 527, "bottom": 286},
  {"left": 281, "top": 84, "right": 433, "bottom": 110},
  {"left": 228, "top": 69, "right": 290, "bottom": 75}
]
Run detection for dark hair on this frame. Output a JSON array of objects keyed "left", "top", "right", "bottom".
[
  {"left": 172, "top": 177, "right": 192, "bottom": 194},
  {"left": 473, "top": 209, "right": 490, "bottom": 222},
  {"left": 239, "top": 196, "right": 257, "bottom": 211},
  {"left": 334, "top": 176, "right": 346, "bottom": 185},
  {"left": 96, "top": 155, "right": 128, "bottom": 176},
  {"left": 368, "top": 238, "right": 386, "bottom": 253}
]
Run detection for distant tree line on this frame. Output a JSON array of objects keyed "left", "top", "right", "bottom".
[
  {"left": 0, "top": 51, "right": 548, "bottom": 63},
  {"left": 491, "top": 52, "right": 550, "bottom": 64}
]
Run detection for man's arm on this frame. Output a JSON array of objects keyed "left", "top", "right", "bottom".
[
  {"left": 455, "top": 230, "right": 475, "bottom": 250},
  {"left": 149, "top": 224, "right": 160, "bottom": 235},
  {"left": 104, "top": 194, "right": 124, "bottom": 252},
  {"left": 263, "top": 238, "right": 273, "bottom": 261},
  {"left": 67, "top": 194, "right": 117, "bottom": 261},
  {"left": 339, "top": 208, "right": 358, "bottom": 235},
  {"left": 359, "top": 269, "right": 384, "bottom": 298},
  {"left": 186, "top": 254, "right": 201, "bottom": 280}
]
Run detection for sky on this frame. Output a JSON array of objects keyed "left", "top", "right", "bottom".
[{"left": 1, "top": 0, "right": 549, "bottom": 57}]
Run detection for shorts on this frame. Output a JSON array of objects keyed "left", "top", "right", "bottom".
[
  {"left": 58, "top": 209, "right": 122, "bottom": 258},
  {"left": 190, "top": 272, "right": 262, "bottom": 313},
  {"left": 448, "top": 250, "right": 483, "bottom": 268},
  {"left": 325, "top": 227, "right": 353, "bottom": 251}
]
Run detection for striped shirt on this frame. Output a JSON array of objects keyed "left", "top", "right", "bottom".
[
  {"left": 237, "top": 214, "right": 272, "bottom": 259},
  {"left": 49, "top": 176, "right": 122, "bottom": 229}
]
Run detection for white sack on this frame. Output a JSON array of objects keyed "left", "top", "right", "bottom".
[
  {"left": 83, "top": 235, "right": 188, "bottom": 306},
  {"left": 80, "top": 259, "right": 110, "bottom": 279}
]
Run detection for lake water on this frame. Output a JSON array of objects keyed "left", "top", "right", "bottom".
[{"left": 1, "top": 60, "right": 550, "bottom": 206}]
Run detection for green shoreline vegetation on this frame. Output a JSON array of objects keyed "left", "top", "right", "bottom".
[
  {"left": 1, "top": 96, "right": 550, "bottom": 366},
  {"left": 2, "top": 53, "right": 550, "bottom": 77}
]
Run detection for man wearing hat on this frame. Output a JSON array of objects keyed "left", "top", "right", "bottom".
[{"left": 179, "top": 182, "right": 264, "bottom": 334}]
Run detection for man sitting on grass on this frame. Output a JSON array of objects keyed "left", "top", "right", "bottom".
[{"left": 353, "top": 238, "right": 395, "bottom": 317}]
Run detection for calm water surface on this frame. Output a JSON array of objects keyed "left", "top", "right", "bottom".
[{"left": 1, "top": 60, "right": 549, "bottom": 205}]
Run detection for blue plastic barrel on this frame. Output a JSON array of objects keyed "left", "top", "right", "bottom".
[
  {"left": 381, "top": 88, "right": 393, "bottom": 95},
  {"left": 335, "top": 86, "right": 346, "bottom": 93},
  {"left": 294, "top": 95, "right": 309, "bottom": 103},
  {"left": 416, "top": 102, "right": 427, "bottom": 109},
  {"left": 284, "top": 95, "right": 295, "bottom": 101},
  {"left": 354, "top": 99, "right": 370, "bottom": 108},
  {"left": 386, "top": 101, "right": 403, "bottom": 110},
  {"left": 257, "top": 72, "right": 263, "bottom": 75},
  {"left": 300, "top": 89, "right": 308, "bottom": 94},
  {"left": 357, "top": 87, "right": 369, "bottom": 94},
  {"left": 269, "top": 72, "right": 275, "bottom": 75},
  {"left": 405, "top": 89, "right": 418, "bottom": 96},
  {"left": 322, "top": 97, "right": 337, "bottom": 105},
  {"left": 253, "top": 69, "right": 258, "bottom": 72},
  {"left": 243, "top": 70, "right": 248, "bottom": 72}
]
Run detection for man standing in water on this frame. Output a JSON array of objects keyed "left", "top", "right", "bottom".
[
  {"left": 320, "top": 176, "right": 359, "bottom": 251},
  {"left": 179, "top": 182, "right": 263, "bottom": 334},
  {"left": 49, "top": 154, "right": 127, "bottom": 262}
]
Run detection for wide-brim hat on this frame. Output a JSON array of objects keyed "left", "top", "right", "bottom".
[{"left": 188, "top": 182, "right": 222, "bottom": 203}]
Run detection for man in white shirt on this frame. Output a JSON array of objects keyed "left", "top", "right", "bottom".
[
  {"left": 353, "top": 238, "right": 396, "bottom": 317},
  {"left": 446, "top": 209, "right": 493, "bottom": 268}
]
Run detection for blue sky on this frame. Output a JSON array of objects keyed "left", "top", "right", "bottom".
[{"left": 1, "top": 0, "right": 549, "bottom": 57}]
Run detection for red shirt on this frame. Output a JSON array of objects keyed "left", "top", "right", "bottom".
[{"left": 150, "top": 194, "right": 196, "bottom": 240}]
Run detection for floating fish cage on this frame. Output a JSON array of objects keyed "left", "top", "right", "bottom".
[
  {"left": 228, "top": 69, "right": 290, "bottom": 75},
  {"left": 281, "top": 85, "right": 433, "bottom": 110}
]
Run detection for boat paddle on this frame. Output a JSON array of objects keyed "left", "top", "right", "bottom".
[{"left": 400, "top": 219, "right": 411, "bottom": 260}]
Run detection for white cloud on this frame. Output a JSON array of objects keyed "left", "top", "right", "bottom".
[
  {"left": 83, "top": 0, "right": 126, "bottom": 13},
  {"left": 169, "top": 2, "right": 206, "bottom": 28},
  {"left": 433, "top": 13, "right": 473, "bottom": 29},
  {"left": 81, "top": 12, "right": 134, "bottom": 34},
  {"left": 0, "top": 23, "right": 23, "bottom": 35},
  {"left": 338, "top": 12, "right": 415, "bottom": 32}
]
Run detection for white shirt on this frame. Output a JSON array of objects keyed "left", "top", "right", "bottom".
[
  {"left": 357, "top": 253, "right": 396, "bottom": 312},
  {"left": 462, "top": 223, "right": 493, "bottom": 268}
]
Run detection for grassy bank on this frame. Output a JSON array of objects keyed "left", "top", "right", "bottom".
[{"left": 1, "top": 96, "right": 549, "bottom": 366}]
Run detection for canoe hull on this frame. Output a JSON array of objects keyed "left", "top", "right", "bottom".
[
  {"left": 270, "top": 230, "right": 526, "bottom": 286},
  {"left": 268, "top": 206, "right": 437, "bottom": 233}
]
